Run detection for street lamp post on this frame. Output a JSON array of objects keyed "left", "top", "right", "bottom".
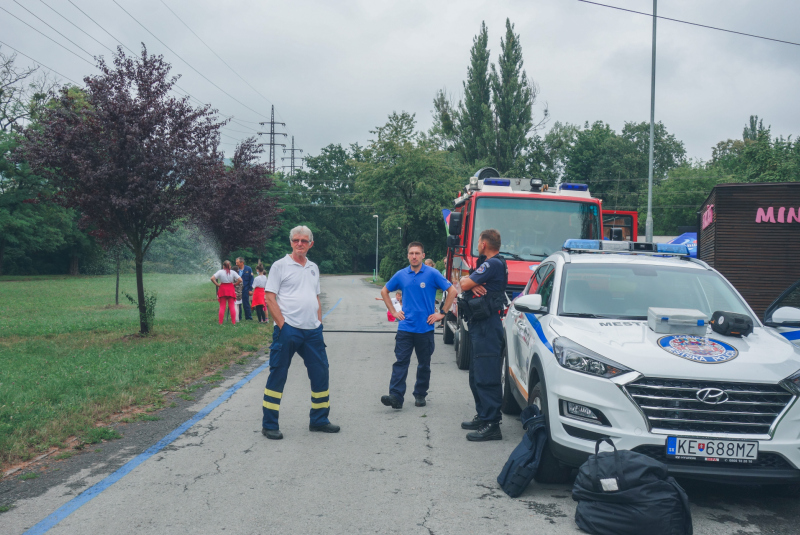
[
  {"left": 645, "top": 0, "right": 658, "bottom": 242},
  {"left": 373, "top": 214, "right": 379, "bottom": 282}
]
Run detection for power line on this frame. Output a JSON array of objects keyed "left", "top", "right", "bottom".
[
  {"left": 64, "top": 1, "right": 261, "bottom": 142},
  {"left": 158, "top": 0, "right": 293, "bottom": 137},
  {"left": 39, "top": 0, "right": 115, "bottom": 54},
  {"left": 577, "top": 0, "right": 800, "bottom": 47},
  {"left": 12, "top": 0, "right": 97, "bottom": 59},
  {"left": 0, "top": 6, "right": 95, "bottom": 67},
  {"left": 0, "top": 39, "right": 80, "bottom": 84},
  {"left": 112, "top": 0, "right": 271, "bottom": 121}
]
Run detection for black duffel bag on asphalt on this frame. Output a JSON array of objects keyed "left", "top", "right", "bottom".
[
  {"left": 496, "top": 404, "right": 547, "bottom": 497},
  {"left": 572, "top": 437, "right": 692, "bottom": 535}
]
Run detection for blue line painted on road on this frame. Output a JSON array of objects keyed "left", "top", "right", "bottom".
[
  {"left": 524, "top": 313, "right": 553, "bottom": 353},
  {"left": 24, "top": 358, "right": 271, "bottom": 535},
  {"left": 322, "top": 298, "right": 342, "bottom": 320},
  {"left": 781, "top": 330, "right": 800, "bottom": 341}
]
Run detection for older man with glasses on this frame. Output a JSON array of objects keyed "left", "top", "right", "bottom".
[{"left": 261, "top": 225, "right": 340, "bottom": 440}]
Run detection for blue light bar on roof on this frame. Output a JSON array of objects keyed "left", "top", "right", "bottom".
[
  {"left": 483, "top": 178, "right": 511, "bottom": 186},
  {"left": 656, "top": 243, "right": 690, "bottom": 255},
  {"left": 562, "top": 239, "right": 689, "bottom": 256},
  {"left": 560, "top": 183, "right": 589, "bottom": 191}
]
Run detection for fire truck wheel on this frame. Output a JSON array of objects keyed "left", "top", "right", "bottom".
[
  {"left": 455, "top": 318, "right": 471, "bottom": 370},
  {"left": 443, "top": 312, "right": 455, "bottom": 345}
]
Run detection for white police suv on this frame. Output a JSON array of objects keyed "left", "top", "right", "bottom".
[{"left": 502, "top": 240, "right": 800, "bottom": 484}]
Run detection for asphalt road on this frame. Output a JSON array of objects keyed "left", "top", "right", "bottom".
[{"left": 4, "top": 275, "right": 800, "bottom": 534}]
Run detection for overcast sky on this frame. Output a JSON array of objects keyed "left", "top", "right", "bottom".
[{"left": 3, "top": 0, "right": 799, "bottom": 165}]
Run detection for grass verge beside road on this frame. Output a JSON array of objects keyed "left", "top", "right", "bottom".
[{"left": 0, "top": 274, "right": 268, "bottom": 468}]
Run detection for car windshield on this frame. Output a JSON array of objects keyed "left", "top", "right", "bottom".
[
  {"left": 472, "top": 197, "right": 600, "bottom": 260},
  {"left": 559, "top": 263, "right": 754, "bottom": 321}
]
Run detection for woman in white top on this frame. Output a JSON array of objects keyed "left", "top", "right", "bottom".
[
  {"left": 210, "top": 260, "right": 243, "bottom": 325},
  {"left": 250, "top": 262, "right": 269, "bottom": 323}
]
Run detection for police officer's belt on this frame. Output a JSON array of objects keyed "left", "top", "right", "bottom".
[{"left": 459, "top": 291, "right": 505, "bottom": 322}]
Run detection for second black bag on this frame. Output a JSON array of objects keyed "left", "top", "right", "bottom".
[{"left": 572, "top": 438, "right": 692, "bottom": 535}]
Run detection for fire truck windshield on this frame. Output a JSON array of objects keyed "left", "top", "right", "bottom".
[{"left": 472, "top": 197, "right": 600, "bottom": 260}]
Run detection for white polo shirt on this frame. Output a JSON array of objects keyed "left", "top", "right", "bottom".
[{"left": 265, "top": 254, "right": 321, "bottom": 329}]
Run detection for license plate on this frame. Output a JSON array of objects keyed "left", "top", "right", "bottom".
[{"left": 666, "top": 437, "right": 759, "bottom": 463}]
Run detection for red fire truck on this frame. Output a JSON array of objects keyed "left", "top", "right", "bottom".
[{"left": 443, "top": 168, "right": 605, "bottom": 369}]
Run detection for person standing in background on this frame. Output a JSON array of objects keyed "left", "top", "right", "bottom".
[
  {"left": 379, "top": 242, "right": 457, "bottom": 409},
  {"left": 236, "top": 257, "right": 254, "bottom": 321},
  {"left": 211, "top": 260, "right": 242, "bottom": 326},
  {"left": 251, "top": 262, "right": 269, "bottom": 323}
]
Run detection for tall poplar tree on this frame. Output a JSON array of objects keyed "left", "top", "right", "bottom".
[
  {"left": 490, "top": 18, "right": 541, "bottom": 173},
  {"left": 456, "top": 22, "right": 493, "bottom": 166}
]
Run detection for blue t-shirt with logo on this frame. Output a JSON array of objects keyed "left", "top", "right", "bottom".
[{"left": 386, "top": 264, "right": 452, "bottom": 333}]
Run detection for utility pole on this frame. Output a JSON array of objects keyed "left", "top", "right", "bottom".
[
  {"left": 280, "top": 136, "right": 304, "bottom": 176},
  {"left": 645, "top": 0, "right": 657, "bottom": 242},
  {"left": 257, "top": 105, "right": 287, "bottom": 173}
]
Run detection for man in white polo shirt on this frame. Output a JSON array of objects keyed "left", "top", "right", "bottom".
[{"left": 261, "top": 225, "right": 340, "bottom": 440}]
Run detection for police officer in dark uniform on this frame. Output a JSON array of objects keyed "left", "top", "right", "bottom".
[{"left": 458, "top": 229, "right": 508, "bottom": 441}]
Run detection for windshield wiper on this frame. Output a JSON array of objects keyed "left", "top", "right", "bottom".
[
  {"left": 498, "top": 251, "right": 524, "bottom": 261},
  {"left": 560, "top": 312, "right": 607, "bottom": 319}
]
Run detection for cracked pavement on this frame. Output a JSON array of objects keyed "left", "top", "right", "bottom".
[{"left": 3, "top": 275, "right": 800, "bottom": 534}]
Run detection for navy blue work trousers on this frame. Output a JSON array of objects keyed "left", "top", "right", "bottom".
[
  {"left": 389, "top": 330, "right": 434, "bottom": 405},
  {"left": 468, "top": 314, "right": 504, "bottom": 424},
  {"left": 262, "top": 323, "right": 330, "bottom": 430},
  {"left": 241, "top": 289, "right": 253, "bottom": 320}
]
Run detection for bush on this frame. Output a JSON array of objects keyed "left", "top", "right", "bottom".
[{"left": 319, "top": 260, "right": 335, "bottom": 274}]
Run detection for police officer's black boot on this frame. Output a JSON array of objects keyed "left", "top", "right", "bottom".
[
  {"left": 466, "top": 422, "right": 502, "bottom": 441},
  {"left": 461, "top": 415, "right": 482, "bottom": 430}
]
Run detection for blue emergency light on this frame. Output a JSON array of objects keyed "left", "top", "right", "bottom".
[
  {"left": 483, "top": 178, "right": 511, "bottom": 186},
  {"left": 559, "top": 183, "right": 589, "bottom": 191},
  {"left": 563, "top": 240, "right": 689, "bottom": 256}
]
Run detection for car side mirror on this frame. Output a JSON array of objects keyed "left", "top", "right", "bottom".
[
  {"left": 448, "top": 211, "right": 462, "bottom": 236},
  {"left": 514, "top": 294, "right": 543, "bottom": 314},
  {"left": 767, "top": 306, "right": 800, "bottom": 327}
]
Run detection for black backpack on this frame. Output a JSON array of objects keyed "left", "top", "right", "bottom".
[
  {"left": 572, "top": 438, "right": 692, "bottom": 535},
  {"left": 496, "top": 405, "right": 547, "bottom": 497}
]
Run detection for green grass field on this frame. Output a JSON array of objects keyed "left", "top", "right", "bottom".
[{"left": 0, "top": 274, "right": 268, "bottom": 467}]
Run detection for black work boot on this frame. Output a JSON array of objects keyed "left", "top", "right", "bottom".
[
  {"left": 309, "top": 423, "right": 340, "bottom": 433},
  {"left": 461, "top": 415, "right": 482, "bottom": 430},
  {"left": 262, "top": 428, "right": 283, "bottom": 440},
  {"left": 466, "top": 422, "right": 502, "bottom": 442},
  {"left": 381, "top": 394, "right": 403, "bottom": 409},
  {"left": 414, "top": 396, "right": 426, "bottom": 407}
]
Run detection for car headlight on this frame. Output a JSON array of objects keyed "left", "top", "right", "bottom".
[
  {"left": 781, "top": 369, "right": 800, "bottom": 396},
  {"left": 553, "top": 337, "right": 633, "bottom": 379}
]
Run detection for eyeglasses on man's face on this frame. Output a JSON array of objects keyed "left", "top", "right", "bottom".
[{"left": 291, "top": 238, "right": 310, "bottom": 244}]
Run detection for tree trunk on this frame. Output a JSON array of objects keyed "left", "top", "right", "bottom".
[
  {"left": 352, "top": 256, "right": 358, "bottom": 274},
  {"left": 115, "top": 252, "right": 121, "bottom": 306},
  {"left": 134, "top": 245, "right": 148, "bottom": 334},
  {"left": 0, "top": 240, "right": 5, "bottom": 277},
  {"left": 69, "top": 252, "right": 79, "bottom": 276}
]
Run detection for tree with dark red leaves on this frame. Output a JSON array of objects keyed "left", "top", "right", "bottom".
[
  {"left": 195, "top": 137, "right": 279, "bottom": 260},
  {"left": 19, "top": 46, "right": 224, "bottom": 334}
]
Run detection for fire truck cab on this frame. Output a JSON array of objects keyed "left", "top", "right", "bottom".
[{"left": 443, "top": 167, "right": 604, "bottom": 369}]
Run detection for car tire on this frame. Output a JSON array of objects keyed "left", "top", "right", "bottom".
[
  {"left": 500, "top": 347, "right": 522, "bottom": 415},
  {"left": 443, "top": 312, "right": 455, "bottom": 345},
  {"left": 455, "top": 316, "right": 471, "bottom": 370},
  {"left": 529, "top": 381, "right": 573, "bottom": 484}
]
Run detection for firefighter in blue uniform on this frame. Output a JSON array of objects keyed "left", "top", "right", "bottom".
[
  {"left": 261, "top": 225, "right": 340, "bottom": 440},
  {"left": 459, "top": 229, "right": 508, "bottom": 441}
]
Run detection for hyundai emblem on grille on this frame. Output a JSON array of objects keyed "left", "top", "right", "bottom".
[{"left": 696, "top": 387, "right": 729, "bottom": 404}]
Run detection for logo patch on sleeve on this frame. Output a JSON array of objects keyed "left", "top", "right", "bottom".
[{"left": 476, "top": 263, "right": 488, "bottom": 274}]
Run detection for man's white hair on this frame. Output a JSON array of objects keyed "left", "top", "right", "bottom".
[{"left": 289, "top": 225, "right": 313, "bottom": 242}]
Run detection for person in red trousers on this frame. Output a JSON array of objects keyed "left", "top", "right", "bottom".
[{"left": 211, "top": 260, "right": 243, "bottom": 325}]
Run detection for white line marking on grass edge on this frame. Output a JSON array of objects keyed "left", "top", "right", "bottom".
[{"left": 26, "top": 298, "right": 343, "bottom": 534}]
